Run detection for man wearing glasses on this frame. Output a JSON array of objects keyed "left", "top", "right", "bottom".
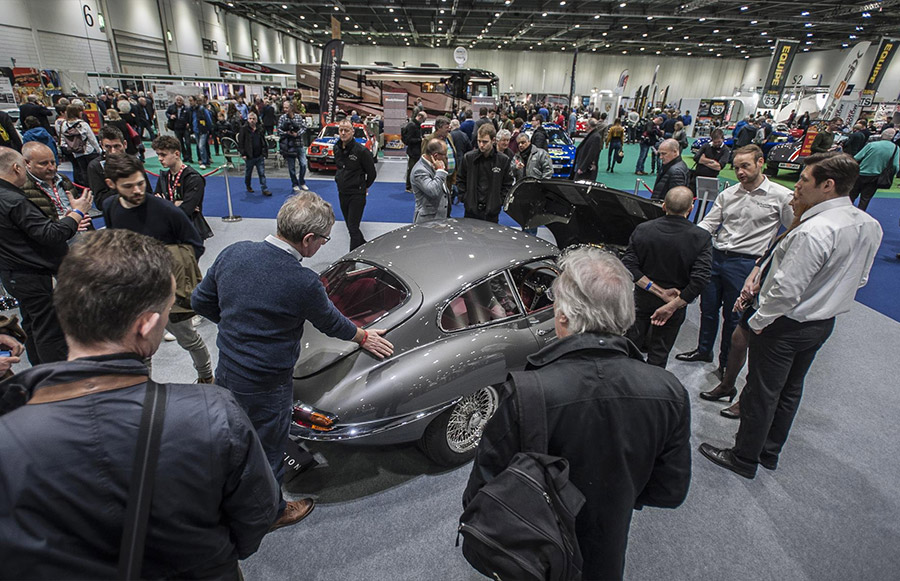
[
  {"left": 192, "top": 192, "right": 393, "bottom": 532},
  {"left": 333, "top": 118, "right": 377, "bottom": 250},
  {"left": 456, "top": 124, "right": 513, "bottom": 223}
]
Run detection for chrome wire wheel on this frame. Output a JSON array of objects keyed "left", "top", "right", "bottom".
[{"left": 445, "top": 386, "right": 499, "bottom": 454}]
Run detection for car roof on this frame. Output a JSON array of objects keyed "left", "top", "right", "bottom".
[{"left": 346, "top": 218, "right": 559, "bottom": 299}]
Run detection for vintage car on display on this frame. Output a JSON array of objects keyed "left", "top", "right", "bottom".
[
  {"left": 523, "top": 123, "right": 576, "bottom": 178},
  {"left": 306, "top": 123, "right": 379, "bottom": 171},
  {"left": 290, "top": 179, "right": 665, "bottom": 465}
]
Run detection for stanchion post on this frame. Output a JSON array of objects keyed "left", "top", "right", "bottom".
[{"left": 220, "top": 164, "right": 242, "bottom": 223}]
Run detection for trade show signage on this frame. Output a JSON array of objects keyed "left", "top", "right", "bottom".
[
  {"left": 217, "top": 61, "right": 291, "bottom": 75},
  {"left": 319, "top": 39, "right": 345, "bottom": 126},
  {"left": 383, "top": 91, "right": 407, "bottom": 156},
  {"left": 454, "top": 47, "right": 468, "bottom": 66},
  {"left": 859, "top": 38, "right": 897, "bottom": 107},
  {"left": 820, "top": 41, "right": 871, "bottom": 121},
  {"left": 615, "top": 69, "right": 629, "bottom": 95},
  {"left": 761, "top": 40, "right": 799, "bottom": 109}
]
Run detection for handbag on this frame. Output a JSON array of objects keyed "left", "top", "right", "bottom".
[
  {"left": 118, "top": 380, "right": 167, "bottom": 580},
  {"left": 616, "top": 148, "right": 624, "bottom": 161},
  {"left": 876, "top": 145, "right": 899, "bottom": 189}
]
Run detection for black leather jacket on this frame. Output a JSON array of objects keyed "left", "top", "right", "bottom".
[
  {"left": 464, "top": 333, "right": 691, "bottom": 580},
  {"left": 0, "top": 355, "right": 279, "bottom": 579}
]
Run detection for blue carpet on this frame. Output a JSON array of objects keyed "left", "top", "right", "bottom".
[
  {"left": 853, "top": 196, "right": 900, "bottom": 323},
  {"left": 200, "top": 176, "right": 522, "bottom": 227}
]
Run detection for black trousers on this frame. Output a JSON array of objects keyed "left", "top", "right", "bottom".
[
  {"left": 0, "top": 271, "right": 68, "bottom": 365},
  {"left": 339, "top": 192, "right": 367, "bottom": 251},
  {"left": 733, "top": 316, "right": 834, "bottom": 464},
  {"left": 463, "top": 207, "right": 500, "bottom": 223},
  {"left": 626, "top": 291, "right": 687, "bottom": 368},
  {"left": 175, "top": 128, "right": 193, "bottom": 161},
  {"left": 72, "top": 153, "right": 98, "bottom": 189},
  {"left": 405, "top": 153, "right": 421, "bottom": 190},
  {"left": 849, "top": 174, "right": 880, "bottom": 212}
]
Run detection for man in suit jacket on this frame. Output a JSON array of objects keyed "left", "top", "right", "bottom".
[
  {"left": 411, "top": 138, "right": 450, "bottom": 223},
  {"left": 572, "top": 118, "right": 603, "bottom": 181}
]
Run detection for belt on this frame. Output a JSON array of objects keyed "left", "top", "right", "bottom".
[{"left": 713, "top": 248, "right": 760, "bottom": 261}]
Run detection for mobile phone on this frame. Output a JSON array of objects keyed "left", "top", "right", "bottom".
[{"left": 0, "top": 350, "right": 11, "bottom": 358}]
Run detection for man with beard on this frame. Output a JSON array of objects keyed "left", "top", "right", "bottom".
[
  {"left": 676, "top": 145, "right": 793, "bottom": 376},
  {"left": 88, "top": 125, "right": 153, "bottom": 212}
]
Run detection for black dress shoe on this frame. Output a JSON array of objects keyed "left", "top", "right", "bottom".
[
  {"left": 758, "top": 453, "right": 778, "bottom": 471},
  {"left": 700, "top": 385, "right": 737, "bottom": 402},
  {"left": 699, "top": 443, "right": 756, "bottom": 479},
  {"left": 675, "top": 349, "right": 713, "bottom": 363},
  {"left": 720, "top": 400, "right": 740, "bottom": 419}
]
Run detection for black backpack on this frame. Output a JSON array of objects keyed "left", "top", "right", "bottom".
[
  {"left": 458, "top": 371, "right": 586, "bottom": 581},
  {"left": 62, "top": 121, "right": 87, "bottom": 154}
]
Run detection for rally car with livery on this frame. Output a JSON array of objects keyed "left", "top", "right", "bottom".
[
  {"left": 307, "top": 123, "right": 379, "bottom": 171},
  {"left": 523, "top": 123, "right": 576, "bottom": 178},
  {"left": 690, "top": 123, "right": 803, "bottom": 158}
]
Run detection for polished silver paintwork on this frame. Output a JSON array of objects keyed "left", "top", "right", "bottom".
[{"left": 292, "top": 218, "right": 559, "bottom": 445}]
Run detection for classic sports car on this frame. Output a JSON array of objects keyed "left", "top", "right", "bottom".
[
  {"left": 291, "top": 179, "right": 664, "bottom": 465},
  {"left": 307, "top": 123, "right": 379, "bottom": 171},
  {"left": 523, "top": 123, "right": 576, "bottom": 178}
]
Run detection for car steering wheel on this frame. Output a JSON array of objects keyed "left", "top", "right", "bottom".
[{"left": 520, "top": 268, "right": 555, "bottom": 311}]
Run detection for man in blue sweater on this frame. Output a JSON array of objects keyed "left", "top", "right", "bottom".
[{"left": 191, "top": 192, "right": 393, "bottom": 531}]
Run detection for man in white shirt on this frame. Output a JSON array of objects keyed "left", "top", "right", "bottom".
[
  {"left": 676, "top": 145, "right": 793, "bottom": 375},
  {"left": 700, "top": 152, "right": 882, "bottom": 479}
]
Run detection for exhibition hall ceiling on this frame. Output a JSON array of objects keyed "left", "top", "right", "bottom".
[{"left": 213, "top": 0, "right": 899, "bottom": 59}]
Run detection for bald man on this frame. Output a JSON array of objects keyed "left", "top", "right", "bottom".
[
  {"left": 22, "top": 142, "right": 82, "bottom": 221},
  {"left": 0, "top": 146, "right": 92, "bottom": 364},
  {"left": 651, "top": 138, "right": 691, "bottom": 201},
  {"left": 622, "top": 186, "right": 712, "bottom": 367}
]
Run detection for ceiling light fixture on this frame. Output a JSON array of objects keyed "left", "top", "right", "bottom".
[
  {"left": 281, "top": 4, "right": 287, "bottom": 8},
  {"left": 667, "top": 26, "right": 673, "bottom": 30},
  {"left": 750, "top": 20, "right": 758, "bottom": 24},
  {"left": 619, "top": 2, "right": 627, "bottom": 7},
  {"left": 801, "top": 11, "right": 809, "bottom": 16},
  {"left": 713, "top": 29, "right": 719, "bottom": 33},
  {"left": 333, "top": 5, "right": 339, "bottom": 10},
  {"left": 542, "top": 12, "right": 547, "bottom": 16},
  {"left": 595, "top": 14, "right": 600, "bottom": 18},
  {"left": 740, "top": 5, "right": 748, "bottom": 10}
]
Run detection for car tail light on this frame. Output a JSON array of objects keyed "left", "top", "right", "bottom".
[{"left": 292, "top": 401, "right": 339, "bottom": 431}]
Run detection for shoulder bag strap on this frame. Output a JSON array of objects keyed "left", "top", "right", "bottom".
[
  {"left": 508, "top": 371, "right": 548, "bottom": 455},
  {"left": 118, "top": 380, "right": 168, "bottom": 581}
]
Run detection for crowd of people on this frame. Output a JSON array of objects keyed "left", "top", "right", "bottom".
[{"left": 0, "top": 83, "right": 895, "bottom": 579}]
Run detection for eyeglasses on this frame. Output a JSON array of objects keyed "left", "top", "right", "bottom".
[{"left": 316, "top": 233, "right": 331, "bottom": 242}]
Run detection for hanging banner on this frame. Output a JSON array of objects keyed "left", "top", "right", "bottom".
[
  {"left": 859, "top": 38, "right": 898, "bottom": 107},
  {"left": 319, "top": 39, "right": 345, "bottom": 126},
  {"left": 760, "top": 40, "right": 799, "bottom": 110},
  {"left": 646, "top": 65, "right": 660, "bottom": 116},
  {"left": 614, "top": 69, "right": 629, "bottom": 95},
  {"left": 660, "top": 85, "right": 669, "bottom": 107},
  {"left": 820, "top": 41, "right": 871, "bottom": 121}
]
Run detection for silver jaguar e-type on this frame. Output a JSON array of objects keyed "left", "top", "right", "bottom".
[{"left": 291, "top": 179, "right": 664, "bottom": 465}]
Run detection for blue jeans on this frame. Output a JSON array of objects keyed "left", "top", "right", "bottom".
[
  {"left": 216, "top": 365, "right": 293, "bottom": 514},
  {"left": 697, "top": 250, "right": 758, "bottom": 367},
  {"left": 636, "top": 143, "right": 650, "bottom": 173},
  {"left": 285, "top": 151, "right": 307, "bottom": 187},
  {"left": 196, "top": 132, "right": 210, "bottom": 165},
  {"left": 244, "top": 156, "right": 267, "bottom": 190}
]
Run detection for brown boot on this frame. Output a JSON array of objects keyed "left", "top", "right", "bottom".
[
  {"left": 269, "top": 498, "right": 315, "bottom": 532},
  {"left": 720, "top": 400, "right": 740, "bottom": 419}
]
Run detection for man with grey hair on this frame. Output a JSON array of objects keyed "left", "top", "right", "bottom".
[
  {"left": 850, "top": 127, "right": 899, "bottom": 211},
  {"left": 464, "top": 246, "right": 692, "bottom": 580},
  {"left": 411, "top": 137, "right": 450, "bottom": 223},
  {"left": 651, "top": 138, "right": 690, "bottom": 201},
  {"left": 192, "top": 192, "right": 393, "bottom": 531},
  {"left": 623, "top": 186, "right": 712, "bottom": 367}
]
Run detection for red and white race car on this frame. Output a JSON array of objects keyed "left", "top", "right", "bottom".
[{"left": 307, "top": 123, "right": 379, "bottom": 171}]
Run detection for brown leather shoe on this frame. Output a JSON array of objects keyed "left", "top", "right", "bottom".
[
  {"left": 720, "top": 400, "right": 740, "bottom": 419},
  {"left": 269, "top": 499, "right": 315, "bottom": 532}
]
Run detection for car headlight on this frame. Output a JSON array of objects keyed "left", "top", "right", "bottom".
[
  {"left": 311, "top": 146, "right": 319, "bottom": 154},
  {"left": 292, "top": 401, "right": 339, "bottom": 431}
]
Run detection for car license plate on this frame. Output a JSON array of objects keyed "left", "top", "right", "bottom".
[{"left": 781, "top": 163, "right": 801, "bottom": 170}]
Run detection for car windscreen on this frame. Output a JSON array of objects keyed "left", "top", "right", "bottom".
[
  {"left": 322, "top": 126, "right": 366, "bottom": 139},
  {"left": 546, "top": 129, "right": 573, "bottom": 146},
  {"left": 320, "top": 261, "right": 409, "bottom": 327}
]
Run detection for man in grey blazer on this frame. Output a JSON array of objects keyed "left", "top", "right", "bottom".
[
  {"left": 411, "top": 138, "right": 450, "bottom": 223},
  {"left": 513, "top": 132, "right": 553, "bottom": 181}
]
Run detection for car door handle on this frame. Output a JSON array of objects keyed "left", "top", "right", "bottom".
[{"left": 536, "top": 329, "right": 550, "bottom": 336}]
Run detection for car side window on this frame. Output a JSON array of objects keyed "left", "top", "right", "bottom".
[
  {"left": 440, "top": 273, "right": 522, "bottom": 331},
  {"left": 510, "top": 261, "right": 558, "bottom": 314}
]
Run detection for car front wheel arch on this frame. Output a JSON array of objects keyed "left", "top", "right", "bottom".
[{"left": 419, "top": 385, "right": 500, "bottom": 466}]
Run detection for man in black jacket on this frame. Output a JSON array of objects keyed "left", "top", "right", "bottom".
[
  {"left": 334, "top": 118, "right": 377, "bottom": 250},
  {"left": 456, "top": 124, "right": 513, "bottom": 223},
  {"left": 572, "top": 118, "right": 602, "bottom": 181},
  {"left": 165, "top": 95, "right": 193, "bottom": 163},
  {"left": 0, "top": 228, "right": 278, "bottom": 579},
  {"left": 623, "top": 187, "right": 712, "bottom": 367},
  {"left": 402, "top": 111, "right": 426, "bottom": 191},
  {"left": 693, "top": 128, "right": 731, "bottom": 182},
  {"left": 152, "top": 135, "right": 211, "bottom": 237},
  {"left": 0, "top": 147, "right": 92, "bottom": 365},
  {"left": 651, "top": 139, "right": 690, "bottom": 200},
  {"left": 237, "top": 112, "right": 271, "bottom": 196},
  {"left": 19, "top": 95, "right": 55, "bottom": 136},
  {"left": 464, "top": 247, "right": 691, "bottom": 581},
  {"left": 530, "top": 114, "right": 549, "bottom": 151},
  {"left": 88, "top": 125, "right": 153, "bottom": 212}
]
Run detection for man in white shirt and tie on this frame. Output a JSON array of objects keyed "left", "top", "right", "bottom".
[
  {"left": 700, "top": 152, "right": 883, "bottom": 479},
  {"left": 676, "top": 145, "right": 794, "bottom": 375}
]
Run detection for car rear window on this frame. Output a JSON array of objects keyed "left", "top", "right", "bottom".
[{"left": 320, "top": 261, "right": 408, "bottom": 327}]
